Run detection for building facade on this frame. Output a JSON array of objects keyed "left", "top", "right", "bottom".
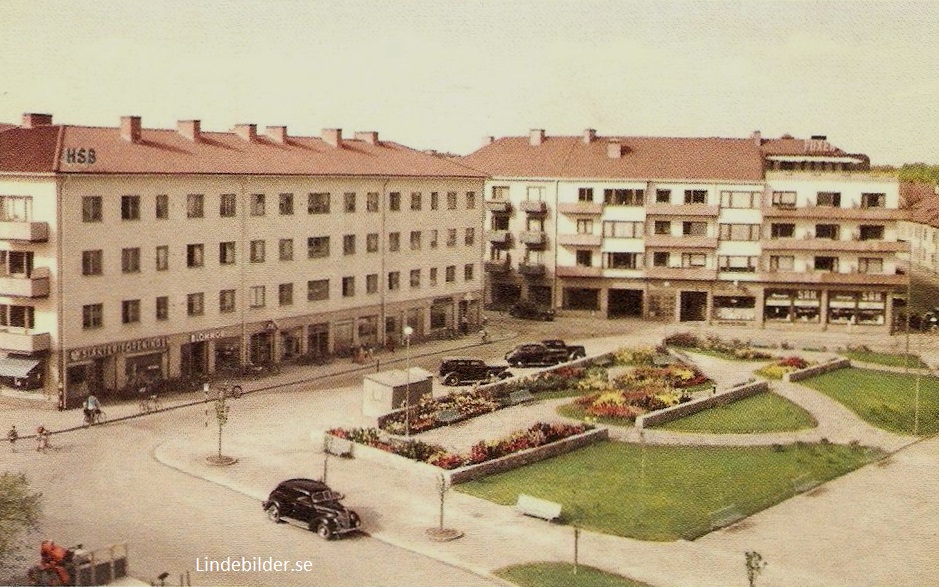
[
  {"left": 898, "top": 182, "right": 939, "bottom": 274},
  {"left": 462, "top": 129, "right": 906, "bottom": 331},
  {"left": 0, "top": 114, "right": 485, "bottom": 405}
]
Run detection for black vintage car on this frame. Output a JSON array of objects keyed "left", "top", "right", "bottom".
[
  {"left": 504, "top": 340, "right": 586, "bottom": 367},
  {"left": 263, "top": 478, "right": 362, "bottom": 540},
  {"left": 508, "top": 301, "right": 555, "bottom": 321},
  {"left": 438, "top": 357, "right": 513, "bottom": 386}
]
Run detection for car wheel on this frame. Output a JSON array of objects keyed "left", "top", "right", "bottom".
[
  {"left": 317, "top": 522, "right": 333, "bottom": 540},
  {"left": 498, "top": 371, "right": 512, "bottom": 380},
  {"left": 266, "top": 504, "right": 281, "bottom": 523},
  {"left": 231, "top": 385, "right": 243, "bottom": 398},
  {"left": 443, "top": 373, "right": 461, "bottom": 386}
]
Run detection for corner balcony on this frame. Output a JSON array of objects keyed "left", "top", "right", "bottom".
[
  {"left": 0, "top": 221, "right": 49, "bottom": 242},
  {"left": 0, "top": 328, "right": 51, "bottom": 352},
  {"left": 519, "top": 231, "right": 547, "bottom": 247},
  {"left": 518, "top": 262, "right": 547, "bottom": 277},
  {"left": 485, "top": 200, "right": 512, "bottom": 213},
  {"left": 519, "top": 200, "right": 548, "bottom": 214},
  {"left": 486, "top": 230, "right": 512, "bottom": 245},
  {"left": 484, "top": 260, "right": 511, "bottom": 274},
  {"left": 0, "top": 268, "right": 50, "bottom": 298},
  {"left": 558, "top": 202, "right": 604, "bottom": 216},
  {"left": 646, "top": 204, "right": 719, "bottom": 217},
  {"left": 556, "top": 265, "right": 603, "bottom": 278},
  {"left": 557, "top": 233, "right": 602, "bottom": 247}
]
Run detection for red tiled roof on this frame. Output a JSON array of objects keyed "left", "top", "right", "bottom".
[
  {"left": 461, "top": 135, "right": 765, "bottom": 182},
  {"left": 760, "top": 137, "right": 846, "bottom": 157},
  {"left": 0, "top": 121, "right": 486, "bottom": 178},
  {"left": 903, "top": 182, "right": 939, "bottom": 226}
]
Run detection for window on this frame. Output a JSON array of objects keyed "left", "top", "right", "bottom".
[
  {"left": 344, "top": 192, "right": 356, "bottom": 213},
  {"left": 187, "top": 244, "right": 204, "bottom": 267},
  {"left": 250, "top": 193, "right": 266, "bottom": 216},
  {"left": 527, "top": 217, "right": 544, "bottom": 231},
  {"left": 577, "top": 219, "right": 594, "bottom": 234},
  {"left": 604, "top": 252, "right": 641, "bottom": 269},
  {"left": 0, "top": 304, "right": 34, "bottom": 329},
  {"left": 187, "top": 194, "right": 205, "bottom": 218},
  {"left": 859, "top": 225, "right": 885, "bottom": 241},
  {"left": 388, "top": 271, "right": 400, "bottom": 291},
  {"left": 718, "top": 256, "right": 758, "bottom": 272},
  {"left": 816, "top": 192, "right": 841, "bottom": 207},
  {"left": 343, "top": 234, "right": 356, "bottom": 255},
  {"left": 858, "top": 257, "right": 884, "bottom": 273},
  {"left": 576, "top": 250, "right": 593, "bottom": 267},
  {"left": 410, "top": 269, "right": 421, "bottom": 288},
  {"left": 465, "top": 228, "right": 475, "bottom": 246},
  {"left": 770, "top": 223, "right": 795, "bottom": 238},
  {"left": 426, "top": 229, "right": 437, "bottom": 250},
  {"left": 655, "top": 189, "right": 671, "bottom": 203},
  {"left": 682, "top": 222, "right": 707, "bottom": 236},
  {"left": 718, "top": 224, "right": 760, "bottom": 241},
  {"left": 464, "top": 263, "right": 474, "bottom": 281},
  {"left": 366, "top": 274, "right": 378, "bottom": 294},
  {"left": 279, "top": 193, "right": 294, "bottom": 215},
  {"left": 389, "top": 192, "right": 401, "bottom": 211},
  {"left": 82, "top": 196, "right": 102, "bottom": 222},
  {"left": 82, "top": 250, "right": 103, "bottom": 275},
  {"left": 121, "top": 300, "right": 140, "bottom": 324},
  {"left": 861, "top": 193, "right": 886, "bottom": 208},
  {"left": 187, "top": 293, "right": 205, "bottom": 316},
  {"left": 388, "top": 232, "right": 400, "bottom": 252},
  {"left": 219, "top": 242, "right": 236, "bottom": 265},
  {"left": 121, "top": 195, "right": 140, "bottom": 220},
  {"left": 0, "top": 196, "right": 30, "bottom": 222},
  {"left": 720, "top": 190, "right": 760, "bottom": 208},
  {"left": 578, "top": 188, "right": 594, "bottom": 202},
  {"left": 447, "top": 228, "right": 457, "bottom": 247},
  {"left": 279, "top": 239, "right": 293, "bottom": 261},
  {"left": 366, "top": 233, "right": 379, "bottom": 253},
  {"left": 220, "top": 289, "right": 236, "bottom": 313},
  {"left": 604, "top": 188, "right": 644, "bottom": 206},
  {"left": 445, "top": 265, "right": 456, "bottom": 282},
  {"left": 491, "top": 186, "right": 509, "bottom": 200},
  {"left": 681, "top": 253, "right": 707, "bottom": 268},
  {"left": 220, "top": 193, "right": 237, "bottom": 217},
  {"left": 307, "top": 236, "right": 330, "bottom": 258},
  {"left": 492, "top": 216, "right": 509, "bottom": 230},
  {"left": 156, "top": 194, "right": 169, "bottom": 219},
  {"left": 279, "top": 283, "right": 293, "bottom": 306},
  {"left": 769, "top": 256, "right": 794, "bottom": 271},
  {"left": 366, "top": 192, "right": 379, "bottom": 212},
  {"left": 771, "top": 191, "right": 796, "bottom": 208},
  {"left": 151, "top": 245, "right": 167, "bottom": 271},
  {"left": 652, "top": 251, "right": 670, "bottom": 267},
  {"left": 526, "top": 186, "right": 545, "bottom": 201},
  {"left": 156, "top": 296, "right": 169, "bottom": 321},
  {"left": 815, "top": 224, "right": 839, "bottom": 240},
  {"left": 814, "top": 256, "right": 838, "bottom": 272},
  {"left": 342, "top": 277, "right": 355, "bottom": 297},
  {"left": 429, "top": 267, "right": 438, "bottom": 285},
  {"left": 121, "top": 248, "right": 141, "bottom": 273},
  {"left": 430, "top": 192, "right": 440, "bottom": 210},
  {"left": 653, "top": 220, "right": 670, "bottom": 235},
  {"left": 308, "top": 193, "right": 330, "bottom": 214},
  {"left": 410, "top": 192, "right": 421, "bottom": 211},
  {"left": 250, "top": 240, "right": 266, "bottom": 263},
  {"left": 410, "top": 231, "right": 421, "bottom": 250},
  {"left": 308, "top": 279, "right": 329, "bottom": 301},
  {"left": 683, "top": 189, "right": 707, "bottom": 204},
  {"left": 447, "top": 191, "right": 458, "bottom": 209},
  {"left": 603, "top": 221, "right": 643, "bottom": 238},
  {"left": 466, "top": 192, "right": 476, "bottom": 209},
  {"left": 249, "top": 286, "right": 265, "bottom": 308},
  {"left": 82, "top": 303, "right": 103, "bottom": 329}
]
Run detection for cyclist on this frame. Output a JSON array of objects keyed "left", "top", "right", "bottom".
[{"left": 83, "top": 394, "right": 101, "bottom": 425}]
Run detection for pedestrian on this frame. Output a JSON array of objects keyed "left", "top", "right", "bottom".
[
  {"left": 385, "top": 336, "right": 396, "bottom": 354},
  {"left": 7, "top": 425, "right": 17, "bottom": 452},
  {"left": 460, "top": 315, "right": 469, "bottom": 336},
  {"left": 35, "top": 425, "right": 49, "bottom": 452}
]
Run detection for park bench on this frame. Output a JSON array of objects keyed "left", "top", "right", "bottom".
[
  {"left": 508, "top": 389, "right": 536, "bottom": 405},
  {"left": 709, "top": 505, "right": 745, "bottom": 530},
  {"left": 436, "top": 408, "right": 462, "bottom": 426},
  {"left": 652, "top": 354, "right": 673, "bottom": 367},
  {"left": 515, "top": 494, "right": 562, "bottom": 522},
  {"left": 325, "top": 435, "right": 353, "bottom": 457}
]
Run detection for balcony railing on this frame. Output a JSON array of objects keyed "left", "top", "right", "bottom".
[
  {"left": 0, "top": 328, "right": 51, "bottom": 352},
  {"left": 762, "top": 239, "right": 909, "bottom": 253},
  {"left": 518, "top": 262, "right": 546, "bottom": 276},
  {"left": 519, "top": 231, "right": 547, "bottom": 246},
  {"left": 519, "top": 200, "right": 548, "bottom": 214},
  {"left": 557, "top": 202, "right": 604, "bottom": 216},
  {"left": 644, "top": 234, "right": 717, "bottom": 249},
  {"left": 484, "top": 260, "right": 511, "bottom": 274},
  {"left": 485, "top": 200, "right": 512, "bottom": 213},
  {"left": 486, "top": 230, "right": 511, "bottom": 245},
  {"left": 761, "top": 206, "right": 904, "bottom": 220},
  {"left": 556, "top": 265, "right": 603, "bottom": 278},
  {"left": 758, "top": 270, "right": 906, "bottom": 286},
  {"left": 0, "top": 270, "right": 50, "bottom": 298},
  {"left": 645, "top": 204, "right": 719, "bottom": 217},
  {"left": 0, "top": 221, "right": 49, "bottom": 242},
  {"left": 648, "top": 267, "right": 717, "bottom": 281},
  {"left": 557, "top": 233, "right": 602, "bottom": 247}
]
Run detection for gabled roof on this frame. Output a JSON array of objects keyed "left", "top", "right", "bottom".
[{"left": 461, "top": 134, "right": 765, "bottom": 182}]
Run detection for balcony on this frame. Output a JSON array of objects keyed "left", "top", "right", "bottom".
[
  {"left": 761, "top": 206, "right": 904, "bottom": 221},
  {"left": 486, "top": 230, "right": 511, "bottom": 245},
  {"left": 518, "top": 262, "right": 546, "bottom": 277},
  {"left": 0, "top": 221, "right": 49, "bottom": 242},
  {"left": 758, "top": 270, "right": 906, "bottom": 287},
  {"left": 484, "top": 260, "right": 511, "bottom": 274},
  {"left": 648, "top": 267, "right": 717, "bottom": 281},
  {"left": 558, "top": 202, "right": 604, "bottom": 216},
  {"left": 557, "top": 233, "right": 602, "bottom": 247},
  {"left": 0, "top": 268, "right": 50, "bottom": 298},
  {"left": 646, "top": 204, "right": 719, "bottom": 217},
  {"left": 644, "top": 234, "right": 717, "bottom": 249},
  {"left": 556, "top": 265, "right": 603, "bottom": 278},
  {"left": 762, "top": 239, "right": 910, "bottom": 253},
  {"left": 485, "top": 200, "right": 512, "bottom": 213},
  {"left": 0, "top": 328, "right": 51, "bottom": 352},
  {"left": 519, "top": 200, "right": 548, "bottom": 214},
  {"left": 519, "top": 231, "right": 547, "bottom": 247}
]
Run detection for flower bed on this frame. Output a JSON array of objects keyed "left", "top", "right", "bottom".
[
  {"left": 663, "top": 332, "right": 773, "bottom": 361},
  {"left": 380, "top": 389, "right": 501, "bottom": 435},
  {"left": 571, "top": 362, "right": 705, "bottom": 422},
  {"left": 755, "top": 356, "right": 815, "bottom": 380}
]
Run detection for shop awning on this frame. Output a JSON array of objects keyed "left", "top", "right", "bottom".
[{"left": 0, "top": 355, "right": 41, "bottom": 378}]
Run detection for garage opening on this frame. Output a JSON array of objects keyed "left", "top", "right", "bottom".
[
  {"left": 491, "top": 283, "right": 521, "bottom": 309},
  {"left": 679, "top": 291, "right": 708, "bottom": 321},
  {"left": 608, "top": 289, "right": 643, "bottom": 318},
  {"left": 562, "top": 287, "right": 600, "bottom": 311}
]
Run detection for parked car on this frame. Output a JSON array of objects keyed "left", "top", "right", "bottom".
[
  {"left": 262, "top": 478, "right": 362, "bottom": 540},
  {"left": 508, "top": 301, "right": 555, "bottom": 321},
  {"left": 504, "top": 340, "right": 586, "bottom": 367},
  {"left": 438, "top": 357, "right": 513, "bottom": 386}
]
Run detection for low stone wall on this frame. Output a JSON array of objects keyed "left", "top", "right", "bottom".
[
  {"left": 636, "top": 380, "right": 769, "bottom": 429},
  {"left": 784, "top": 358, "right": 851, "bottom": 382}
]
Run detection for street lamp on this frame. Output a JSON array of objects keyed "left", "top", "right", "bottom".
[{"left": 404, "top": 325, "right": 414, "bottom": 437}]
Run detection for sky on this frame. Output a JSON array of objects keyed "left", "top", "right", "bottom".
[{"left": 1, "top": 0, "right": 936, "bottom": 165}]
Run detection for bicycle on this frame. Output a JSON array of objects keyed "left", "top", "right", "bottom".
[
  {"left": 138, "top": 394, "right": 164, "bottom": 414},
  {"left": 82, "top": 409, "right": 106, "bottom": 427},
  {"left": 205, "top": 382, "right": 243, "bottom": 401}
]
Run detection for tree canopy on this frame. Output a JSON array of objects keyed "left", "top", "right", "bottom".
[{"left": 0, "top": 472, "right": 42, "bottom": 577}]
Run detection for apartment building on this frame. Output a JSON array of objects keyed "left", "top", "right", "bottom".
[
  {"left": 0, "top": 114, "right": 485, "bottom": 406},
  {"left": 462, "top": 129, "right": 905, "bottom": 331},
  {"left": 898, "top": 182, "right": 939, "bottom": 273}
]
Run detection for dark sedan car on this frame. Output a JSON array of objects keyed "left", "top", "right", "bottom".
[
  {"left": 438, "top": 357, "right": 513, "bottom": 386},
  {"left": 508, "top": 301, "right": 555, "bottom": 321},
  {"left": 263, "top": 478, "right": 361, "bottom": 539}
]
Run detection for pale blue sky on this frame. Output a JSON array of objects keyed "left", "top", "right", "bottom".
[{"left": 1, "top": 0, "right": 936, "bottom": 164}]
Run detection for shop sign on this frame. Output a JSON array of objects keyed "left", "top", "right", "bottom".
[
  {"left": 190, "top": 330, "right": 227, "bottom": 343},
  {"left": 70, "top": 337, "right": 167, "bottom": 362}
]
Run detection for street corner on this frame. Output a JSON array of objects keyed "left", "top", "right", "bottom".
[{"left": 151, "top": 433, "right": 268, "bottom": 502}]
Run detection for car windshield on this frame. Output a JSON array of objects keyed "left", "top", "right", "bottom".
[{"left": 310, "top": 490, "right": 344, "bottom": 503}]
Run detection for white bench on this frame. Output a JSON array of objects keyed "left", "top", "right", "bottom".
[
  {"left": 508, "top": 389, "right": 536, "bottom": 405},
  {"left": 515, "top": 494, "right": 562, "bottom": 522}
]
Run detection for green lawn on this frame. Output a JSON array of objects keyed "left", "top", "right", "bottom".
[
  {"left": 496, "top": 562, "right": 655, "bottom": 587},
  {"left": 556, "top": 402, "right": 634, "bottom": 427},
  {"left": 457, "top": 441, "right": 879, "bottom": 541},
  {"left": 658, "top": 392, "right": 817, "bottom": 433},
  {"left": 838, "top": 350, "right": 928, "bottom": 369},
  {"left": 800, "top": 368, "right": 939, "bottom": 436}
]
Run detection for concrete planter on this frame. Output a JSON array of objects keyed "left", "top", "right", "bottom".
[
  {"left": 784, "top": 358, "right": 850, "bottom": 382},
  {"left": 636, "top": 380, "right": 769, "bottom": 429}
]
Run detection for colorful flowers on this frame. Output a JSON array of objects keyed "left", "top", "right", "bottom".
[{"left": 755, "top": 356, "right": 814, "bottom": 379}]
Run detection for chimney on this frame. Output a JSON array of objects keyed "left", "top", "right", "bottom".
[
  {"left": 322, "top": 128, "right": 343, "bottom": 148},
  {"left": 178, "top": 120, "right": 201, "bottom": 142},
  {"left": 529, "top": 129, "right": 545, "bottom": 147},
  {"left": 120, "top": 116, "right": 142, "bottom": 143},
  {"left": 480, "top": 136, "right": 494, "bottom": 148},
  {"left": 22, "top": 113, "right": 53, "bottom": 128},
  {"left": 750, "top": 130, "right": 761, "bottom": 146},
  {"left": 354, "top": 131, "right": 379, "bottom": 145},
  {"left": 583, "top": 129, "right": 596, "bottom": 144},
  {"left": 234, "top": 124, "right": 257, "bottom": 142},
  {"left": 607, "top": 140, "right": 624, "bottom": 159},
  {"left": 266, "top": 126, "right": 288, "bottom": 144}
]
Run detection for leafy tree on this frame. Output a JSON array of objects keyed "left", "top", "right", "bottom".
[
  {"left": 215, "top": 393, "right": 230, "bottom": 460},
  {"left": 0, "top": 472, "right": 42, "bottom": 576},
  {"left": 745, "top": 551, "right": 767, "bottom": 587}
]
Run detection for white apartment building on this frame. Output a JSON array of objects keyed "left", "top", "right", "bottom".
[
  {"left": 0, "top": 114, "right": 485, "bottom": 406},
  {"left": 898, "top": 182, "right": 939, "bottom": 274},
  {"left": 462, "top": 129, "right": 905, "bottom": 331}
]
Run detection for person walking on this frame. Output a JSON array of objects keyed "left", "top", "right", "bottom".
[
  {"left": 35, "top": 425, "right": 49, "bottom": 452},
  {"left": 7, "top": 424, "right": 17, "bottom": 452}
]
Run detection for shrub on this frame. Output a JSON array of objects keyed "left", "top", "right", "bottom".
[
  {"left": 611, "top": 346, "right": 656, "bottom": 366},
  {"left": 663, "top": 332, "right": 700, "bottom": 347}
]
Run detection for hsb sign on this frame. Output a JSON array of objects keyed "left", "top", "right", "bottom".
[{"left": 62, "top": 148, "right": 96, "bottom": 164}]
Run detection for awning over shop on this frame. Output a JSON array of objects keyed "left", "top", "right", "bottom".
[{"left": 0, "top": 355, "right": 41, "bottom": 378}]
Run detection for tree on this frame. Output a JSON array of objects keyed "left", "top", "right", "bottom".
[
  {"left": 0, "top": 472, "right": 42, "bottom": 576},
  {"left": 214, "top": 393, "right": 230, "bottom": 460},
  {"left": 745, "top": 551, "right": 767, "bottom": 587}
]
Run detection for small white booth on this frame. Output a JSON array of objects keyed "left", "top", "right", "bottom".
[{"left": 362, "top": 367, "right": 434, "bottom": 417}]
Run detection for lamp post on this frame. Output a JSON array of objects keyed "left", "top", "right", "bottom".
[{"left": 404, "top": 325, "right": 414, "bottom": 438}]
